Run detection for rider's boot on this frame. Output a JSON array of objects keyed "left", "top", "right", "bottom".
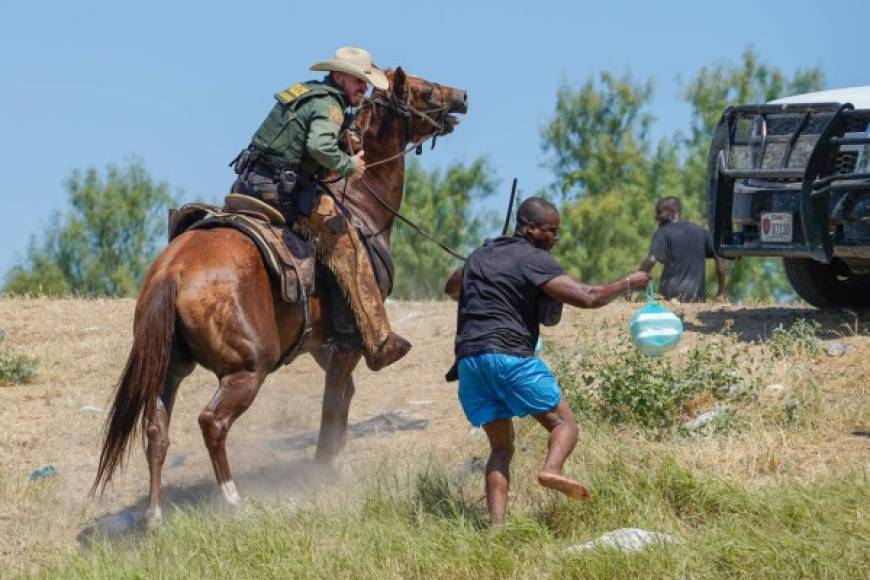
[
  {"left": 365, "top": 331, "right": 412, "bottom": 371},
  {"left": 307, "top": 194, "right": 411, "bottom": 370}
]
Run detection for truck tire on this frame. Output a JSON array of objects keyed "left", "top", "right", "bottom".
[{"left": 782, "top": 257, "right": 870, "bottom": 308}]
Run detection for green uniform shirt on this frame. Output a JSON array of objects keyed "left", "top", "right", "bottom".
[{"left": 250, "top": 78, "right": 356, "bottom": 178}]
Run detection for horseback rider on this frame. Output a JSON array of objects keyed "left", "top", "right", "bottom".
[{"left": 230, "top": 47, "right": 410, "bottom": 371}]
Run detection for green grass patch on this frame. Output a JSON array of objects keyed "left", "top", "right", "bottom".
[
  {"left": 0, "top": 353, "right": 38, "bottom": 385},
  {"left": 27, "top": 447, "right": 869, "bottom": 580},
  {"left": 767, "top": 319, "right": 822, "bottom": 359},
  {"left": 0, "top": 330, "right": 37, "bottom": 385}
]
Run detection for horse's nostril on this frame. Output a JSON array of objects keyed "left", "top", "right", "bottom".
[{"left": 451, "top": 91, "right": 469, "bottom": 113}]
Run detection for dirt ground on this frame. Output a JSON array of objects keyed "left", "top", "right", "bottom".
[{"left": 1, "top": 298, "right": 868, "bottom": 573}]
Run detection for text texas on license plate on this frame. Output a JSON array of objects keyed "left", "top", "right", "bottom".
[{"left": 760, "top": 212, "right": 793, "bottom": 243}]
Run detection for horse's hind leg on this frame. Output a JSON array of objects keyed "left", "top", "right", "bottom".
[
  {"left": 144, "top": 346, "right": 194, "bottom": 529},
  {"left": 312, "top": 348, "right": 361, "bottom": 463},
  {"left": 198, "top": 369, "right": 266, "bottom": 508}
]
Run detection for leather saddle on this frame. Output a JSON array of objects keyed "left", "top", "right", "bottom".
[
  {"left": 168, "top": 194, "right": 315, "bottom": 305},
  {"left": 167, "top": 193, "right": 396, "bottom": 365}
]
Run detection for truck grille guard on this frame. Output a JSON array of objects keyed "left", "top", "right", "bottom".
[{"left": 708, "top": 102, "right": 870, "bottom": 263}]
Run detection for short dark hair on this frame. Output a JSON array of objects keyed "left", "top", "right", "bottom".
[
  {"left": 655, "top": 196, "right": 681, "bottom": 223},
  {"left": 517, "top": 197, "right": 558, "bottom": 227}
]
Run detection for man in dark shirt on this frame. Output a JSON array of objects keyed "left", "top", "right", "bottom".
[
  {"left": 444, "top": 197, "right": 649, "bottom": 525},
  {"left": 640, "top": 196, "right": 726, "bottom": 303}
]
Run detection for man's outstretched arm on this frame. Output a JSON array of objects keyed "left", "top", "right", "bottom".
[
  {"left": 542, "top": 271, "right": 649, "bottom": 309},
  {"left": 639, "top": 254, "right": 656, "bottom": 273}
]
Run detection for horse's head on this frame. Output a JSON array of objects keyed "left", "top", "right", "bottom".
[
  {"left": 335, "top": 68, "right": 468, "bottom": 240},
  {"left": 363, "top": 67, "right": 468, "bottom": 146}
]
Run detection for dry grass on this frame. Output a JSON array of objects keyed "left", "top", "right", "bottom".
[
  {"left": 553, "top": 301, "right": 870, "bottom": 484},
  {"left": 0, "top": 297, "right": 462, "bottom": 575},
  {"left": 1, "top": 298, "right": 868, "bottom": 577}
]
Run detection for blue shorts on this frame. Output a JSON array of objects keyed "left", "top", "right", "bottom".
[{"left": 458, "top": 353, "right": 562, "bottom": 427}]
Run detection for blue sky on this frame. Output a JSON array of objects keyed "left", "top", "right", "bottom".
[{"left": 2, "top": 0, "right": 867, "bottom": 277}]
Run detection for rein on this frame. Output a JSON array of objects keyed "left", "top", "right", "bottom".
[
  {"left": 333, "top": 85, "right": 467, "bottom": 262},
  {"left": 357, "top": 178, "right": 467, "bottom": 261}
]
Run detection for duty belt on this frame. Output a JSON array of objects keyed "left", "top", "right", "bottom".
[{"left": 252, "top": 149, "right": 301, "bottom": 173}]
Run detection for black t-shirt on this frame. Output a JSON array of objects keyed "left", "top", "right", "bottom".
[
  {"left": 649, "top": 221, "right": 715, "bottom": 302},
  {"left": 455, "top": 235, "right": 566, "bottom": 358}
]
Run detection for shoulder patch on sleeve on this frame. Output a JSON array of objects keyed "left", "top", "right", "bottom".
[
  {"left": 328, "top": 105, "right": 344, "bottom": 125},
  {"left": 275, "top": 83, "right": 310, "bottom": 104}
]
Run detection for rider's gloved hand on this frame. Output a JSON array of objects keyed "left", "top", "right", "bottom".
[{"left": 349, "top": 151, "right": 366, "bottom": 183}]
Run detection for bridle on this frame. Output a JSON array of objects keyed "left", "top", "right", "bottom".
[
  {"left": 331, "top": 79, "right": 467, "bottom": 261},
  {"left": 350, "top": 81, "right": 453, "bottom": 167}
]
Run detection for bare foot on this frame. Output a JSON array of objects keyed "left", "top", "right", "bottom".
[{"left": 538, "top": 471, "right": 591, "bottom": 500}]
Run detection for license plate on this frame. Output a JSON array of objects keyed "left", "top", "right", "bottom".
[{"left": 760, "top": 212, "right": 793, "bottom": 243}]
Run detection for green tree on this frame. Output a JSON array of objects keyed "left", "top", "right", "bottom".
[
  {"left": 3, "top": 160, "right": 177, "bottom": 297},
  {"left": 542, "top": 72, "right": 656, "bottom": 200},
  {"left": 541, "top": 73, "right": 682, "bottom": 283},
  {"left": 681, "top": 48, "right": 824, "bottom": 300},
  {"left": 390, "top": 158, "right": 497, "bottom": 299}
]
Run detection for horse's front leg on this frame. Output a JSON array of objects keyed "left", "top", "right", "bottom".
[{"left": 314, "top": 348, "right": 361, "bottom": 463}]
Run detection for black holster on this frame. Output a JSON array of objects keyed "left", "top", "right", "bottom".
[
  {"left": 291, "top": 172, "right": 318, "bottom": 216},
  {"left": 278, "top": 170, "right": 298, "bottom": 200},
  {"left": 231, "top": 145, "right": 319, "bottom": 218}
]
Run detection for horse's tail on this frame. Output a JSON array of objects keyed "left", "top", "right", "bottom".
[{"left": 91, "top": 274, "right": 176, "bottom": 496}]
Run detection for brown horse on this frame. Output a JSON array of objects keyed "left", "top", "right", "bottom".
[{"left": 92, "top": 68, "right": 468, "bottom": 529}]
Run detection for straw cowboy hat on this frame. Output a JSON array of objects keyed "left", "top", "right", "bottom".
[{"left": 310, "top": 47, "right": 389, "bottom": 91}]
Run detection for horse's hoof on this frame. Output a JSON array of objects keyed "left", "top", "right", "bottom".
[
  {"left": 145, "top": 508, "right": 163, "bottom": 531},
  {"left": 213, "top": 480, "right": 245, "bottom": 515},
  {"left": 219, "top": 480, "right": 243, "bottom": 506}
]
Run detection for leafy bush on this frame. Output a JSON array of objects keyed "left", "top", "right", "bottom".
[
  {"left": 767, "top": 319, "right": 821, "bottom": 359},
  {"left": 0, "top": 331, "right": 37, "bottom": 385},
  {"left": 0, "top": 353, "right": 38, "bottom": 385},
  {"left": 596, "top": 350, "right": 686, "bottom": 430},
  {"left": 558, "top": 337, "right": 745, "bottom": 433}
]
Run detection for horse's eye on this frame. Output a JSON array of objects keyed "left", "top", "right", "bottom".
[{"left": 423, "top": 87, "right": 434, "bottom": 102}]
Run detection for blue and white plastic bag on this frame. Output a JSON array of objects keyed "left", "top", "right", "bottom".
[{"left": 629, "top": 283, "right": 683, "bottom": 356}]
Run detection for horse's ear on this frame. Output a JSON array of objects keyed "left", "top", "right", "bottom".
[{"left": 392, "top": 67, "right": 406, "bottom": 97}]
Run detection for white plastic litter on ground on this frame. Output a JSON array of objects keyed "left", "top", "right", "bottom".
[{"left": 565, "top": 528, "right": 675, "bottom": 553}]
